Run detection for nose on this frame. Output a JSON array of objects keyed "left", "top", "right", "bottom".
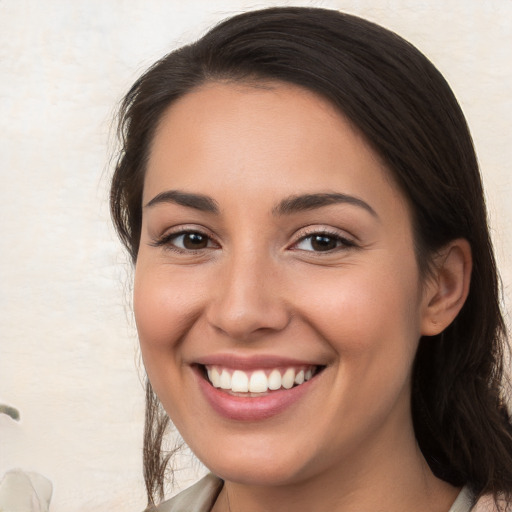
[{"left": 206, "top": 251, "right": 291, "bottom": 341}]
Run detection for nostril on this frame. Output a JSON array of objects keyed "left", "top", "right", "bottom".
[{"left": 205, "top": 270, "right": 291, "bottom": 340}]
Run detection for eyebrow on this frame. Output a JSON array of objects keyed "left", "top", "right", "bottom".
[
  {"left": 144, "top": 190, "right": 377, "bottom": 218},
  {"left": 273, "top": 192, "right": 378, "bottom": 218},
  {"left": 144, "top": 190, "right": 220, "bottom": 213}
]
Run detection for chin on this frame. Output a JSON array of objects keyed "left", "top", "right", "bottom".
[
  {"left": 195, "top": 438, "right": 318, "bottom": 487},
  {"left": 211, "top": 461, "right": 306, "bottom": 487}
]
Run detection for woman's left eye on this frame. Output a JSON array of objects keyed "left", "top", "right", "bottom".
[{"left": 293, "top": 233, "right": 354, "bottom": 252}]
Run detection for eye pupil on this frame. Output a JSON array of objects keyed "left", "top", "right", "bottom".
[
  {"left": 311, "top": 235, "right": 337, "bottom": 251},
  {"left": 183, "top": 233, "right": 208, "bottom": 249}
]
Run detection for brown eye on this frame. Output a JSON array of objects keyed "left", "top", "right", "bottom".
[
  {"left": 152, "top": 230, "right": 216, "bottom": 252},
  {"left": 180, "top": 232, "right": 209, "bottom": 250},
  {"left": 310, "top": 235, "right": 338, "bottom": 251},
  {"left": 293, "top": 231, "right": 355, "bottom": 253}
]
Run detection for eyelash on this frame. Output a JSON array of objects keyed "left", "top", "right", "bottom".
[
  {"left": 151, "top": 229, "right": 218, "bottom": 254},
  {"left": 151, "top": 227, "right": 356, "bottom": 255},
  {"left": 291, "top": 229, "right": 356, "bottom": 253}
]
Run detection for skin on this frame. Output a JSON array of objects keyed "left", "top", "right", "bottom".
[{"left": 134, "top": 81, "right": 471, "bottom": 511}]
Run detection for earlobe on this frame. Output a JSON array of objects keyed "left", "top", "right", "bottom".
[{"left": 420, "top": 239, "right": 472, "bottom": 336}]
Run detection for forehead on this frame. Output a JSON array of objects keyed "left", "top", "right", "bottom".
[
  {"left": 144, "top": 81, "right": 404, "bottom": 217},
  {"left": 148, "top": 80, "right": 351, "bottom": 178}
]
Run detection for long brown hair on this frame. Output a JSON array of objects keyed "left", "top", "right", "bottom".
[{"left": 111, "top": 7, "right": 512, "bottom": 508}]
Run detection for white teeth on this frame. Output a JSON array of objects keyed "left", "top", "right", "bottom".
[
  {"left": 205, "top": 365, "right": 318, "bottom": 394},
  {"left": 231, "top": 370, "right": 249, "bottom": 392},
  {"left": 268, "top": 369, "right": 282, "bottom": 390},
  {"left": 249, "top": 371, "right": 268, "bottom": 393},
  {"left": 209, "top": 367, "right": 221, "bottom": 388},
  {"left": 219, "top": 369, "right": 231, "bottom": 389},
  {"left": 282, "top": 368, "right": 295, "bottom": 389}
]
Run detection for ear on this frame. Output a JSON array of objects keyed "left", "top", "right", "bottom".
[{"left": 420, "top": 238, "right": 472, "bottom": 336}]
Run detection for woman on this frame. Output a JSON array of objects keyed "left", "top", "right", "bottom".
[{"left": 110, "top": 7, "right": 512, "bottom": 512}]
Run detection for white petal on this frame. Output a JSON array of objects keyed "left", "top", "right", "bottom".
[
  {"left": 249, "top": 371, "right": 268, "bottom": 393},
  {"left": 282, "top": 368, "right": 295, "bottom": 389},
  {"left": 231, "top": 370, "right": 249, "bottom": 392},
  {"left": 219, "top": 369, "right": 232, "bottom": 389},
  {"left": 268, "top": 369, "right": 282, "bottom": 390}
]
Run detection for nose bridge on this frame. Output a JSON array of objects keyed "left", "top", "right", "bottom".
[{"left": 207, "top": 243, "right": 289, "bottom": 339}]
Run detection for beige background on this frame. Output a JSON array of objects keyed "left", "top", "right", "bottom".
[{"left": 1, "top": 1, "right": 510, "bottom": 510}]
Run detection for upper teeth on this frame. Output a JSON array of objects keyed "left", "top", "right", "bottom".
[{"left": 205, "top": 366, "right": 314, "bottom": 393}]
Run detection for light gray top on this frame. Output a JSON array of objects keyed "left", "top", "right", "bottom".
[
  {"left": 151, "top": 474, "right": 222, "bottom": 512},
  {"left": 153, "top": 474, "right": 478, "bottom": 512},
  {"left": 450, "top": 485, "right": 477, "bottom": 512}
]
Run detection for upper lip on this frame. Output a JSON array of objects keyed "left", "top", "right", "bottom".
[{"left": 193, "top": 353, "right": 326, "bottom": 370}]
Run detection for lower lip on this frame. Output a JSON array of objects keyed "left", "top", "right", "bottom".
[{"left": 195, "top": 368, "right": 317, "bottom": 421}]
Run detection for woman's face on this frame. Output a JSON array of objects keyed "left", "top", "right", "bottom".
[{"left": 134, "top": 82, "right": 432, "bottom": 486}]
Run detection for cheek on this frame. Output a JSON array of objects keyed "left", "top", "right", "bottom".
[
  {"left": 304, "top": 269, "right": 418, "bottom": 332},
  {"left": 298, "top": 265, "right": 422, "bottom": 426},
  {"left": 132, "top": 263, "right": 207, "bottom": 421},
  {"left": 291, "top": 258, "right": 422, "bottom": 376},
  {"left": 133, "top": 276, "right": 172, "bottom": 351},
  {"left": 133, "top": 263, "right": 202, "bottom": 361}
]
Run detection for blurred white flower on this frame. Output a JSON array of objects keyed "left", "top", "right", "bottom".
[{"left": 0, "top": 470, "right": 52, "bottom": 512}]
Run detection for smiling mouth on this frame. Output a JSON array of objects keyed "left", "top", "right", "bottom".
[{"left": 199, "top": 365, "right": 324, "bottom": 395}]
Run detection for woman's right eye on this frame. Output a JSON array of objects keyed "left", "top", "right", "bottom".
[{"left": 152, "top": 230, "right": 217, "bottom": 252}]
